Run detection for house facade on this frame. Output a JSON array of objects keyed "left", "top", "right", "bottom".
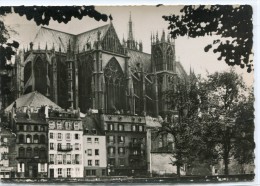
[
  {"left": 82, "top": 115, "right": 107, "bottom": 177},
  {"left": 47, "top": 109, "right": 84, "bottom": 178}
]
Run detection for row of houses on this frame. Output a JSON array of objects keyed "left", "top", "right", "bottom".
[{"left": 1, "top": 91, "right": 181, "bottom": 179}]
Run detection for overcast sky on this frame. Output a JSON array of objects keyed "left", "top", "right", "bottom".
[{"left": 3, "top": 5, "right": 254, "bottom": 87}]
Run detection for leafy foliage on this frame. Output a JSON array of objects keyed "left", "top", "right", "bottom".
[{"left": 163, "top": 5, "right": 253, "bottom": 72}]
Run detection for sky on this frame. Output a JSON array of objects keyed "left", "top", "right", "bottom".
[{"left": 2, "top": 5, "right": 254, "bottom": 87}]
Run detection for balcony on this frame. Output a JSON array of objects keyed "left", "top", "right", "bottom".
[{"left": 57, "top": 145, "right": 73, "bottom": 152}]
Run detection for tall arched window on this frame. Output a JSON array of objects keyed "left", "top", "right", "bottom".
[
  {"left": 34, "top": 147, "right": 39, "bottom": 157},
  {"left": 26, "top": 134, "right": 32, "bottom": 143},
  {"left": 154, "top": 48, "right": 163, "bottom": 71},
  {"left": 19, "top": 134, "right": 24, "bottom": 143},
  {"left": 19, "top": 147, "right": 25, "bottom": 157},
  {"left": 39, "top": 148, "right": 46, "bottom": 159},
  {"left": 34, "top": 57, "right": 47, "bottom": 94},
  {"left": 33, "top": 134, "right": 39, "bottom": 143},
  {"left": 26, "top": 147, "right": 32, "bottom": 158},
  {"left": 166, "top": 48, "right": 174, "bottom": 71},
  {"left": 104, "top": 58, "right": 125, "bottom": 113},
  {"left": 78, "top": 56, "right": 94, "bottom": 113},
  {"left": 24, "top": 61, "right": 32, "bottom": 94},
  {"left": 40, "top": 135, "right": 45, "bottom": 144}
]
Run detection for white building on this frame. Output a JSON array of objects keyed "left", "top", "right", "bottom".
[
  {"left": 48, "top": 110, "right": 84, "bottom": 178},
  {"left": 83, "top": 115, "right": 107, "bottom": 177}
]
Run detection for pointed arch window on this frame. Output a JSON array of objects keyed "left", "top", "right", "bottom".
[
  {"left": 19, "top": 147, "right": 25, "bottom": 158},
  {"left": 79, "top": 55, "right": 94, "bottom": 113},
  {"left": 34, "top": 57, "right": 47, "bottom": 95},
  {"left": 104, "top": 58, "right": 125, "bottom": 113},
  {"left": 154, "top": 48, "right": 163, "bottom": 71},
  {"left": 166, "top": 48, "right": 174, "bottom": 71}
]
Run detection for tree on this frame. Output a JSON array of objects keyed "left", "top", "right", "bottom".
[
  {"left": 202, "top": 69, "right": 247, "bottom": 175},
  {"left": 163, "top": 5, "right": 253, "bottom": 72},
  {"left": 157, "top": 76, "right": 203, "bottom": 177},
  {"left": 233, "top": 88, "right": 255, "bottom": 173}
]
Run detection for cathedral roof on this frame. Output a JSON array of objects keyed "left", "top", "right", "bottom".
[
  {"left": 33, "top": 27, "right": 75, "bottom": 53},
  {"left": 32, "top": 24, "right": 111, "bottom": 53},
  {"left": 127, "top": 49, "right": 151, "bottom": 72},
  {"left": 5, "top": 91, "right": 61, "bottom": 112},
  {"left": 75, "top": 24, "right": 110, "bottom": 52}
]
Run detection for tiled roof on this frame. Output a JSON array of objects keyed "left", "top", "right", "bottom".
[
  {"left": 5, "top": 91, "right": 61, "bottom": 112},
  {"left": 127, "top": 49, "right": 151, "bottom": 72}
]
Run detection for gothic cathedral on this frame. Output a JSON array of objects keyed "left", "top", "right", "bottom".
[{"left": 7, "top": 15, "right": 188, "bottom": 117}]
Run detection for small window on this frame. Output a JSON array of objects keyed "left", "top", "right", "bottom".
[
  {"left": 102, "top": 169, "right": 106, "bottom": 176},
  {"left": 118, "top": 124, "right": 124, "bottom": 131},
  {"left": 87, "top": 137, "right": 92, "bottom": 143},
  {"left": 94, "top": 138, "right": 99, "bottom": 143},
  {"left": 34, "top": 125, "right": 38, "bottom": 131},
  {"left": 40, "top": 163, "right": 45, "bottom": 172},
  {"left": 108, "top": 136, "right": 114, "bottom": 143},
  {"left": 74, "top": 122, "right": 79, "bottom": 130},
  {"left": 109, "top": 124, "right": 114, "bottom": 131},
  {"left": 88, "top": 149, "right": 92, "bottom": 156},
  {"left": 75, "top": 133, "right": 79, "bottom": 140},
  {"left": 75, "top": 143, "right": 79, "bottom": 150},
  {"left": 215, "top": 169, "right": 218, "bottom": 174},
  {"left": 19, "top": 125, "right": 24, "bottom": 131},
  {"left": 95, "top": 149, "right": 99, "bottom": 155},
  {"left": 119, "top": 158, "right": 125, "bottom": 166},
  {"left": 67, "top": 168, "right": 71, "bottom": 177},
  {"left": 50, "top": 143, "right": 54, "bottom": 150},
  {"left": 50, "top": 133, "right": 53, "bottom": 139},
  {"left": 118, "top": 136, "right": 125, "bottom": 143},
  {"left": 58, "top": 168, "right": 62, "bottom": 176},
  {"left": 118, "top": 147, "right": 125, "bottom": 155},
  {"left": 139, "top": 125, "right": 143, "bottom": 132},
  {"left": 57, "top": 133, "right": 62, "bottom": 140},
  {"left": 95, "top": 160, "right": 100, "bottom": 166},
  {"left": 132, "top": 125, "right": 136, "bottom": 131},
  {"left": 57, "top": 122, "right": 62, "bottom": 130},
  {"left": 27, "top": 125, "right": 31, "bottom": 131},
  {"left": 88, "top": 160, "right": 92, "bottom": 166},
  {"left": 66, "top": 133, "right": 71, "bottom": 140}
]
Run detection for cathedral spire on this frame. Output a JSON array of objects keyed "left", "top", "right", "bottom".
[{"left": 128, "top": 12, "right": 134, "bottom": 41}]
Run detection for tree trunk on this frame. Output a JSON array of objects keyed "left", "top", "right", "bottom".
[
  {"left": 224, "top": 157, "right": 229, "bottom": 175},
  {"left": 177, "top": 165, "right": 181, "bottom": 178}
]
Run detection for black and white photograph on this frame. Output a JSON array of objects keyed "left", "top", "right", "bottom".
[{"left": 0, "top": 2, "right": 257, "bottom": 185}]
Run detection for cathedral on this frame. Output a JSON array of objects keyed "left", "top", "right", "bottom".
[{"left": 7, "top": 15, "right": 188, "bottom": 117}]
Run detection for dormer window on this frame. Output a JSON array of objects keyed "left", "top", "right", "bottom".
[{"left": 92, "top": 129, "right": 97, "bottom": 134}]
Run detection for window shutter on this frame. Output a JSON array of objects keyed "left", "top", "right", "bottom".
[
  {"left": 63, "top": 154, "right": 66, "bottom": 165},
  {"left": 54, "top": 154, "right": 57, "bottom": 165},
  {"left": 22, "top": 163, "right": 25, "bottom": 172},
  {"left": 79, "top": 154, "right": 82, "bottom": 164},
  {"left": 72, "top": 154, "right": 75, "bottom": 164},
  {"left": 44, "top": 163, "right": 47, "bottom": 172},
  {"left": 38, "top": 163, "right": 41, "bottom": 172},
  {"left": 17, "top": 163, "right": 20, "bottom": 172}
]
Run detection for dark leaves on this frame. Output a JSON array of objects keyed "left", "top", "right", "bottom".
[
  {"left": 163, "top": 5, "right": 253, "bottom": 73},
  {"left": 12, "top": 6, "right": 109, "bottom": 26}
]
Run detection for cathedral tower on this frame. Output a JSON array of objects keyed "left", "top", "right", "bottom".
[{"left": 151, "top": 31, "right": 177, "bottom": 115}]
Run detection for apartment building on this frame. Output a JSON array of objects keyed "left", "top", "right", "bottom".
[
  {"left": 83, "top": 116, "right": 107, "bottom": 177},
  {"left": 101, "top": 114, "right": 147, "bottom": 176},
  {"left": 47, "top": 109, "right": 84, "bottom": 178}
]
